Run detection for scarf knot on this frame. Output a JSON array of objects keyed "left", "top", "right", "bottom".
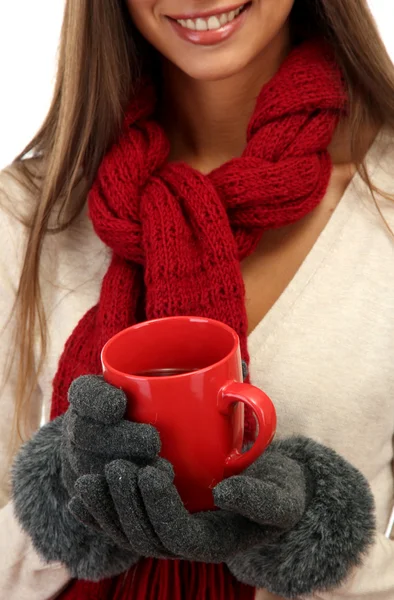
[{"left": 90, "top": 42, "right": 345, "bottom": 269}]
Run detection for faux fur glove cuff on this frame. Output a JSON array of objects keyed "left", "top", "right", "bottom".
[
  {"left": 12, "top": 417, "right": 139, "bottom": 581},
  {"left": 227, "top": 436, "right": 376, "bottom": 599}
]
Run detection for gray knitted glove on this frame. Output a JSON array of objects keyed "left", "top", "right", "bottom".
[
  {"left": 69, "top": 458, "right": 178, "bottom": 558},
  {"left": 71, "top": 437, "right": 375, "bottom": 598},
  {"left": 61, "top": 375, "right": 160, "bottom": 493},
  {"left": 12, "top": 375, "right": 161, "bottom": 581},
  {"left": 69, "top": 448, "right": 305, "bottom": 560}
]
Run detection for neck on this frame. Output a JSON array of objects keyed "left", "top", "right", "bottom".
[{"left": 159, "top": 29, "right": 291, "bottom": 173}]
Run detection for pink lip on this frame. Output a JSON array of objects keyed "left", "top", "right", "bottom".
[
  {"left": 167, "top": 3, "right": 250, "bottom": 46},
  {"left": 168, "top": 2, "right": 246, "bottom": 20}
]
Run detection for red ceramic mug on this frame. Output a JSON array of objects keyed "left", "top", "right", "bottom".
[{"left": 101, "top": 316, "right": 276, "bottom": 512}]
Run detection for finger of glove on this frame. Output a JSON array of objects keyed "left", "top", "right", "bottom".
[
  {"left": 138, "top": 466, "right": 255, "bottom": 562},
  {"left": 68, "top": 376, "right": 127, "bottom": 424},
  {"left": 151, "top": 457, "right": 175, "bottom": 479},
  {"left": 65, "top": 410, "right": 160, "bottom": 460},
  {"left": 68, "top": 496, "right": 103, "bottom": 533},
  {"left": 64, "top": 440, "right": 168, "bottom": 485},
  {"left": 74, "top": 474, "right": 130, "bottom": 547},
  {"left": 214, "top": 471, "right": 306, "bottom": 530},
  {"left": 63, "top": 433, "right": 109, "bottom": 479},
  {"left": 105, "top": 460, "right": 167, "bottom": 556},
  {"left": 243, "top": 451, "right": 303, "bottom": 488}
]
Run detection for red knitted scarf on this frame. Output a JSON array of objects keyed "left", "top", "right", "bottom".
[{"left": 52, "top": 40, "right": 345, "bottom": 600}]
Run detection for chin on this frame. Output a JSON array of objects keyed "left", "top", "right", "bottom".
[{"left": 171, "top": 54, "right": 253, "bottom": 82}]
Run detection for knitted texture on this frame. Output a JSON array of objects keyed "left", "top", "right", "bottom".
[{"left": 53, "top": 40, "right": 346, "bottom": 600}]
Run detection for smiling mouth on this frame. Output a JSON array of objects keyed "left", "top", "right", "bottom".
[{"left": 167, "top": 2, "right": 251, "bottom": 32}]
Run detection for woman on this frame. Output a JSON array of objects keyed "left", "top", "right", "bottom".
[{"left": 1, "top": 0, "right": 394, "bottom": 598}]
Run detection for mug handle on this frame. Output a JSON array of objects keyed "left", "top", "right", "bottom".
[{"left": 218, "top": 382, "right": 277, "bottom": 477}]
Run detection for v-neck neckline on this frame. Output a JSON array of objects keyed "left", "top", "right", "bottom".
[{"left": 247, "top": 128, "right": 390, "bottom": 357}]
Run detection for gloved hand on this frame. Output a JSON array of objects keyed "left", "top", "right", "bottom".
[
  {"left": 61, "top": 375, "right": 161, "bottom": 495},
  {"left": 70, "top": 447, "right": 306, "bottom": 559},
  {"left": 70, "top": 456, "right": 178, "bottom": 557},
  {"left": 136, "top": 447, "right": 309, "bottom": 561},
  {"left": 12, "top": 375, "right": 161, "bottom": 581},
  {"left": 71, "top": 436, "right": 375, "bottom": 598}
]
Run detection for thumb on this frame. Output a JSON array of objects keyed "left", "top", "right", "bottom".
[{"left": 214, "top": 474, "right": 306, "bottom": 529}]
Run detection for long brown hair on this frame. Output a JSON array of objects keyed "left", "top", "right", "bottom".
[{"left": 6, "top": 0, "right": 394, "bottom": 447}]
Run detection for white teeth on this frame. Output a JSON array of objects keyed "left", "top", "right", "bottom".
[
  {"left": 195, "top": 17, "right": 208, "bottom": 30},
  {"left": 176, "top": 4, "right": 245, "bottom": 31},
  {"left": 207, "top": 15, "right": 221, "bottom": 29}
]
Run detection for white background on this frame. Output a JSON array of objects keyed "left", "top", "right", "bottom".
[{"left": 0, "top": 0, "right": 392, "bottom": 170}]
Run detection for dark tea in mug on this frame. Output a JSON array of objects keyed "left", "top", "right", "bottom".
[{"left": 132, "top": 367, "right": 199, "bottom": 377}]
